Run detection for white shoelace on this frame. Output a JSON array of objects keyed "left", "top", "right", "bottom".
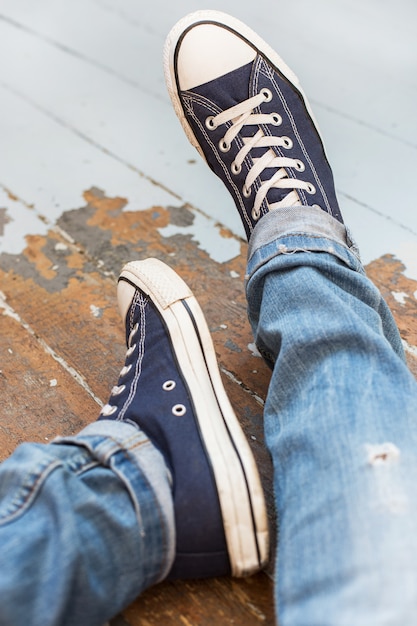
[{"left": 206, "top": 88, "right": 315, "bottom": 220}]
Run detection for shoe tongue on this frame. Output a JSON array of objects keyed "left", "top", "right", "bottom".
[
  {"left": 187, "top": 60, "right": 254, "bottom": 109},
  {"left": 186, "top": 57, "right": 298, "bottom": 208},
  {"left": 187, "top": 58, "right": 265, "bottom": 156}
]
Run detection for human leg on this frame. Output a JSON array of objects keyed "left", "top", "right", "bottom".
[
  {"left": 0, "top": 258, "right": 268, "bottom": 626},
  {"left": 165, "top": 11, "right": 417, "bottom": 624},
  {"left": 0, "top": 421, "right": 173, "bottom": 626},
  {"left": 246, "top": 208, "right": 417, "bottom": 625}
]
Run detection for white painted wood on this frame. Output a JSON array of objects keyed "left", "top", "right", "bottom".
[
  {"left": 0, "top": 81, "right": 180, "bottom": 250},
  {"left": 0, "top": 0, "right": 416, "bottom": 268}
]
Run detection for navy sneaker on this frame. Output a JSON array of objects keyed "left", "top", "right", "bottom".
[
  {"left": 164, "top": 10, "right": 343, "bottom": 240},
  {"left": 99, "top": 258, "right": 269, "bottom": 579}
]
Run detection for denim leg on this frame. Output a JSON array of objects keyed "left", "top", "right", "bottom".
[
  {"left": 246, "top": 207, "right": 417, "bottom": 625},
  {"left": 0, "top": 420, "right": 174, "bottom": 626}
]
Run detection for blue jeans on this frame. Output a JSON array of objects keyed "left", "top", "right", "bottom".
[
  {"left": 2, "top": 206, "right": 417, "bottom": 625},
  {"left": 247, "top": 207, "right": 417, "bottom": 625},
  {"left": 0, "top": 421, "right": 174, "bottom": 626}
]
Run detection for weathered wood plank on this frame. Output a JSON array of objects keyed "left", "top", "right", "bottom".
[
  {"left": 123, "top": 574, "right": 274, "bottom": 625},
  {"left": 0, "top": 303, "right": 98, "bottom": 460},
  {"left": 0, "top": 188, "right": 272, "bottom": 439}
]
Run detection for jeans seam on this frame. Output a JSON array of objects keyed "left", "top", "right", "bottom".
[
  {"left": 0, "top": 459, "right": 62, "bottom": 525},
  {"left": 54, "top": 433, "right": 147, "bottom": 465}
]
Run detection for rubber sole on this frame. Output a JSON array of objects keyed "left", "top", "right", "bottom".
[{"left": 118, "top": 258, "right": 269, "bottom": 577}]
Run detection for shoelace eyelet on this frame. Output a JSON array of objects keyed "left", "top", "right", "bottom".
[
  {"left": 270, "top": 113, "right": 282, "bottom": 126},
  {"left": 172, "top": 404, "right": 186, "bottom": 416},
  {"left": 282, "top": 137, "right": 293, "bottom": 149},
  {"left": 219, "top": 139, "right": 231, "bottom": 153},
  {"left": 243, "top": 184, "right": 252, "bottom": 198},
  {"left": 126, "top": 343, "right": 136, "bottom": 357},
  {"left": 111, "top": 384, "right": 126, "bottom": 396},
  {"left": 163, "top": 380, "right": 176, "bottom": 391},
  {"left": 294, "top": 160, "right": 305, "bottom": 172},
  {"left": 231, "top": 161, "right": 242, "bottom": 175},
  {"left": 101, "top": 404, "right": 118, "bottom": 417},
  {"left": 205, "top": 116, "right": 217, "bottom": 130},
  {"left": 306, "top": 183, "right": 316, "bottom": 195},
  {"left": 261, "top": 88, "right": 273, "bottom": 102},
  {"left": 120, "top": 364, "right": 132, "bottom": 377},
  {"left": 251, "top": 207, "right": 261, "bottom": 220}
]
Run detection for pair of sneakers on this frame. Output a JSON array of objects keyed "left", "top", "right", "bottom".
[{"left": 100, "top": 10, "right": 341, "bottom": 579}]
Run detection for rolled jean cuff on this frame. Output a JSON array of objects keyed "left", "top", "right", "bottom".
[
  {"left": 53, "top": 420, "right": 175, "bottom": 584},
  {"left": 246, "top": 205, "right": 362, "bottom": 280}
]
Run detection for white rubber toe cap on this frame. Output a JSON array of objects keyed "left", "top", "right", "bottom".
[{"left": 176, "top": 23, "right": 256, "bottom": 91}]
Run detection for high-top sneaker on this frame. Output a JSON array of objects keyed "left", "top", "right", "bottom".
[
  {"left": 99, "top": 258, "right": 269, "bottom": 579},
  {"left": 164, "top": 10, "right": 343, "bottom": 240}
]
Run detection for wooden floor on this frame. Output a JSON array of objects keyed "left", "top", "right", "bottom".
[{"left": 0, "top": 1, "right": 416, "bottom": 624}]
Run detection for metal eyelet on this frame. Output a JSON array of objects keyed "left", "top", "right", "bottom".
[
  {"left": 282, "top": 137, "right": 293, "bottom": 149},
  {"left": 163, "top": 380, "right": 176, "bottom": 391},
  {"left": 261, "top": 88, "right": 273, "bottom": 102},
  {"left": 231, "top": 161, "right": 242, "bottom": 175},
  {"left": 294, "top": 160, "right": 305, "bottom": 172},
  {"left": 172, "top": 404, "right": 186, "bottom": 416},
  {"left": 243, "top": 184, "right": 252, "bottom": 198},
  {"left": 120, "top": 364, "right": 132, "bottom": 377},
  {"left": 111, "top": 385, "right": 126, "bottom": 396},
  {"left": 251, "top": 208, "right": 261, "bottom": 220},
  {"left": 270, "top": 113, "right": 282, "bottom": 126},
  {"left": 219, "top": 139, "right": 231, "bottom": 152},
  {"left": 101, "top": 404, "right": 118, "bottom": 417},
  {"left": 306, "top": 183, "right": 316, "bottom": 195},
  {"left": 205, "top": 116, "right": 217, "bottom": 130}
]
